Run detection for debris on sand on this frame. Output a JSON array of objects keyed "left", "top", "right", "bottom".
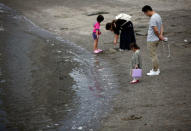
[
  {"left": 57, "top": 50, "right": 62, "bottom": 53},
  {"left": 135, "top": 31, "right": 147, "bottom": 36},
  {"left": 109, "top": 48, "right": 117, "bottom": 53},
  {"left": 182, "top": 42, "right": 191, "bottom": 48},
  {"left": 56, "top": 36, "right": 65, "bottom": 42},
  {"left": 184, "top": 39, "right": 188, "bottom": 43},
  {"left": 103, "top": 48, "right": 117, "bottom": 54},
  {"left": 54, "top": 123, "right": 59, "bottom": 126},
  {"left": 121, "top": 115, "right": 142, "bottom": 121},
  {"left": 46, "top": 125, "right": 51, "bottom": 128},
  {"left": 0, "top": 9, "right": 4, "bottom": 13},
  {"left": 60, "top": 27, "right": 68, "bottom": 30},
  {"left": 77, "top": 126, "right": 83, "bottom": 130},
  {"left": 0, "top": 80, "right": 6, "bottom": 83},
  {"left": 0, "top": 26, "right": 4, "bottom": 31},
  {"left": 85, "top": 11, "right": 109, "bottom": 16}
]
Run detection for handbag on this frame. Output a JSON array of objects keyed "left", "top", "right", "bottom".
[{"left": 132, "top": 69, "right": 142, "bottom": 78}]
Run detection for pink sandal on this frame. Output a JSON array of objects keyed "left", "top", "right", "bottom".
[
  {"left": 130, "top": 80, "right": 139, "bottom": 84},
  {"left": 97, "top": 49, "right": 103, "bottom": 52},
  {"left": 94, "top": 50, "right": 100, "bottom": 54}
]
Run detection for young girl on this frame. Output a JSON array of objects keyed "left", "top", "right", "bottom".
[
  {"left": 130, "top": 43, "right": 142, "bottom": 84},
  {"left": 92, "top": 15, "right": 104, "bottom": 54}
]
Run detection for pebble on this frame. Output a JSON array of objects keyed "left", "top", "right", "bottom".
[
  {"left": 56, "top": 36, "right": 65, "bottom": 42},
  {"left": 0, "top": 80, "right": 6, "bottom": 83},
  {"left": 66, "top": 109, "right": 72, "bottom": 112},
  {"left": 57, "top": 50, "right": 62, "bottom": 53},
  {"left": 46, "top": 125, "right": 51, "bottom": 128},
  {"left": 72, "top": 125, "right": 76, "bottom": 129},
  {"left": 0, "top": 27, "right": 4, "bottom": 31},
  {"left": 0, "top": 10, "right": 4, "bottom": 13},
  {"left": 77, "top": 126, "right": 83, "bottom": 130},
  {"left": 54, "top": 123, "right": 59, "bottom": 126},
  {"left": 184, "top": 39, "right": 188, "bottom": 42},
  {"left": 46, "top": 40, "right": 50, "bottom": 43}
]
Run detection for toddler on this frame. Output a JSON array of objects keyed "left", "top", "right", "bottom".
[{"left": 130, "top": 43, "right": 142, "bottom": 84}]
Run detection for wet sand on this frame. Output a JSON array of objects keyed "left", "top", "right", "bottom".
[
  {"left": 0, "top": 0, "right": 191, "bottom": 130},
  {"left": 0, "top": 4, "right": 118, "bottom": 130}
]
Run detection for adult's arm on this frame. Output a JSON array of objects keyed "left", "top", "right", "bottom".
[
  {"left": 160, "top": 24, "right": 164, "bottom": 36},
  {"left": 159, "top": 24, "right": 164, "bottom": 40},
  {"left": 113, "top": 20, "right": 120, "bottom": 45},
  {"left": 153, "top": 26, "right": 164, "bottom": 40},
  {"left": 114, "top": 34, "right": 119, "bottom": 45},
  {"left": 153, "top": 26, "right": 160, "bottom": 37}
]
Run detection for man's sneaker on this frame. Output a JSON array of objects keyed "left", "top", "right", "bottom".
[
  {"left": 157, "top": 69, "right": 160, "bottom": 74},
  {"left": 147, "top": 70, "right": 159, "bottom": 76},
  {"left": 149, "top": 69, "right": 160, "bottom": 74}
]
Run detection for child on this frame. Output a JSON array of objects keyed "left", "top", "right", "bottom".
[
  {"left": 92, "top": 15, "right": 104, "bottom": 54},
  {"left": 130, "top": 43, "right": 142, "bottom": 84}
]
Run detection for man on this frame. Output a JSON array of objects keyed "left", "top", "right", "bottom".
[{"left": 142, "top": 5, "right": 164, "bottom": 76}]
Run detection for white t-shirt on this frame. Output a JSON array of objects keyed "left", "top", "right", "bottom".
[{"left": 147, "top": 13, "right": 162, "bottom": 42}]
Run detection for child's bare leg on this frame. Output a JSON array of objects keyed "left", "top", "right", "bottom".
[{"left": 94, "top": 39, "right": 98, "bottom": 51}]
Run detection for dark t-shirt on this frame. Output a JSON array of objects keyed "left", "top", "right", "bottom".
[{"left": 113, "top": 19, "right": 127, "bottom": 35}]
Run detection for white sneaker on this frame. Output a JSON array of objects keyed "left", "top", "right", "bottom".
[
  {"left": 158, "top": 69, "right": 160, "bottom": 73},
  {"left": 149, "top": 69, "right": 160, "bottom": 74},
  {"left": 147, "top": 70, "right": 159, "bottom": 76}
]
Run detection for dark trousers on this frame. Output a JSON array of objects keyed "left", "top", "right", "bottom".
[{"left": 120, "top": 22, "right": 136, "bottom": 50}]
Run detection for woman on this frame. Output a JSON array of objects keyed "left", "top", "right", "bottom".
[{"left": 106, "top": 19, "right": 136, "bottom": 50}]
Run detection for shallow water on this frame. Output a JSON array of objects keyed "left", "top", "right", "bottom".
[{"left": 0, "top": 3, "right": 118, "bottom": 131}]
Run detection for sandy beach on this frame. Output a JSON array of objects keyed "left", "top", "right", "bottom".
[{"left": 0, "top": 0, "right": 191, "bottom": 130}]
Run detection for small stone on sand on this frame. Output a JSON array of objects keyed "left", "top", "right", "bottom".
[
  {"left": 0, "top": 27, "right": 4, "bottom": 31},
  {"left": 0, "top": 80, "right": 6, "bottom": 83},
  {"left": 57, "top": 50, "right": 62, "bottom": 53},
  {"left": 109, "top": 48, "right": 117, "bottom": 53},
  {"left": 77, "top": 126, "right": 83, "bottom": 130},
  {"left": 121, "top": 115, "right": 142, "bottom": 121}
]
